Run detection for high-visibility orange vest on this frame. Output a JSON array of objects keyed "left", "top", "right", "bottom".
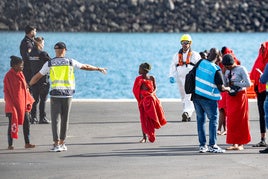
[{"left": 178, "top": 49, "right": 192, "bottom": 66}]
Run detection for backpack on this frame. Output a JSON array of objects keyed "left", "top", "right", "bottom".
[{"left": 184, "top": 60, "right": 203, "bottom": 94}]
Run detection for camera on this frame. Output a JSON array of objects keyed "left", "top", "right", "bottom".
[{"left": 229, "top": 86, "right": 241, "bottom": 96}]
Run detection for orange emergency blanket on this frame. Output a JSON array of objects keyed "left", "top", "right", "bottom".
[
  {"left": 3, "top": 68, "right": 34, "bottom": 139},
  {"left": 133, "top": 76, "right": 167, "bottom": 142}
]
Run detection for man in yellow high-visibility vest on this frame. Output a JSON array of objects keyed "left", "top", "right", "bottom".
[{"left": 29, "top": 42, "right": 107, "bottom": 152}]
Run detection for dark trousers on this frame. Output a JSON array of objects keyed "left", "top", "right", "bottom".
[
  {"left": 50, "top": 97, "right": 72, "bottom": 142},
  {"left": 31, "top": 83, "right": 50, "bottom": 120},
  {"left": 23, "top": 66, "right": 32, "bottom": 84},
  {"left": 257, "top": 91, "right": 266, "bottom": 134},
  {"left": 7, "top": 112, "right": 30, "bottom": 146}
]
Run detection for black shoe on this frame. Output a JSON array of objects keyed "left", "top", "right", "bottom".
[
  {"left": 182, "top": 112, "right": 190, "bottom": 122},
  {"left": 259, "top": 147, "right": 268, "bottom": 153},
  {"left": 253, "top": 141, "right": 267, "bottom": 147},
  {"left": 31, "top": 117, "right": 38, "bottom": 124},
  {"left": 39, "top": 117, "right": 51, "bottom": 124}
]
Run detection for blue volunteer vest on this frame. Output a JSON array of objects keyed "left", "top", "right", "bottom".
[{"left": 195, "top": 60, "right": 221, "bottom": 100}]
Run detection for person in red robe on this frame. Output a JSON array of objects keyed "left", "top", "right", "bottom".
[
  {"left": 133, "top": 63, "right": 167, "bottom": 143},
  {"left": 250, "top": 42, "right": 268, "bottom": 147},
  {"left": 217, "top": 47, "right": 241, "bottom": 135},
  {"left": 222, "top": 54, "right": 251, "bottom": 150},
  {"left": 3, "top": 56, "right": 35, "bottom": 150}
]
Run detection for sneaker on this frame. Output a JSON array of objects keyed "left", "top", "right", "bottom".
[
  {"left": 31, "top": 117, "right": 38, "bottom": 124},
  {"left": 208, "top": 145, "right": 225, "bottom": 153},
  {"left": 259, "top": 147, "right": 268, "bottom": 153},
  {"left": 182, "top": 112, "right": 190, "bottom": 122},
  {"left": 60, "top": 144, "right": 67, "bottom": 151},
  {"left": 253, "top": 141, "right": 267, "bottom": 147},
  {"left": 199, "top": 145, "right": 208, "bottom": 153},
  {"left": 39, "top": 117, "right": 51, "bottom": 124},
  {"left": 50, "top": 145, "right": 63, "bottom": 152}
]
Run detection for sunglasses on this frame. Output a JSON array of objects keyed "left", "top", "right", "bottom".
[{"left": 181, "top": 41, "right": 190, "bottom": 45}]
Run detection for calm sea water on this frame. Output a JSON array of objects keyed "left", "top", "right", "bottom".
[{"left": 0, "top": 32, "right": 267, "bottom": 99}]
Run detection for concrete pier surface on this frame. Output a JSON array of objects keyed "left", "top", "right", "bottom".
[{"left": 0, "top": 99, "right": 267, "bottom": 179}]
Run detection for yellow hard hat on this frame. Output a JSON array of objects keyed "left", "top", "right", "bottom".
[{"left": 180, "top": 34, "right": 192, "bottom": 42}]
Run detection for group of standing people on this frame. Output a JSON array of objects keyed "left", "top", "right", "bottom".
[
  {"left": 132, "top": 34, "right": 252, "bottom": 153},
  {"left": 3, "top": 25, "right": 107, "bottom": 151},
  {"left": 168, "top": 34, "right": 253, "bottom": 153},
  {"left": 3, "top": 28, "right": 268, "bottom": 154}
]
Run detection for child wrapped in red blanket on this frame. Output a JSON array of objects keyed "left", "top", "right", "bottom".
[{"left": 133, "top": 63, "right": 167, "bottom": 143}]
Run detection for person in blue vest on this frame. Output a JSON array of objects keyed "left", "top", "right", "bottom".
[
  {"left": 192, "top": 48, "right": 230, "bottom": 153},
  {"left": 28, "top": 42, "right": 107, "bottom": 152}
]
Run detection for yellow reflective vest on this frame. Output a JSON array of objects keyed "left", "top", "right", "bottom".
[{"left": 49, "top": 58, "right": 75, "bottom": 97}]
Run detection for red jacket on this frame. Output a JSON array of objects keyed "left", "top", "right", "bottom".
[
  {"left": 3, "top": 68, "right": 34, "bottom": 139},
  {"left": 250, "top": 42, "right": 268, "bottom": 93}
]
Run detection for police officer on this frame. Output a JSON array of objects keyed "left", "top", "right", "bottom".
[
  {"left": 29, "top": 37, "right": 51, "bottom": 124},
  {"left": 169, "top": 34, "right": 201, "bottom": 122},
  {"left": 20, "top": 25, "right": 36, "bottom": 83},
  {"left": 29, "top": 42, "right": 107, "bottom": 152}
]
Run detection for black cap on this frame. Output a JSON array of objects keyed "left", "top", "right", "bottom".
[
  {"left": 222, "top": 54, "right": 234, "bottom": 66},
  {"left": 54, "top": 42, "right": 67, "bottom": 50}
]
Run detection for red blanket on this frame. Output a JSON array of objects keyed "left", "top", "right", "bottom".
[
  {"left": 3, "top": 68, "right": 34, "bottom": 139},
  {"left": 226, "top": 90, "right": 251, "bottom": 144},
  {"left": 133, "top": 75, "right": 167, "bottom": 142},
  {"left": 250, "top": 42, "right": 268, "bottom": 93}
]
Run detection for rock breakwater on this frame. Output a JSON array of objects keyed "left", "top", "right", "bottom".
[{"left": 0, "top": 0, "right": 267, "bottom": 32}]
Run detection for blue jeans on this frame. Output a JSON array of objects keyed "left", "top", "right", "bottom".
[{"left": 193, "top": 98, "right": 218, "bottom": 147}]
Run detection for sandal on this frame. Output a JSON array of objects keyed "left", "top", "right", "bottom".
[
  {"left": 237, "top": 145, "right": 244, "bottom": 150},
  {"left": 139, "top": 138, "right": 146, "bottom": 143},
  {"left": 217, "top": 130, "right": 221, "bottom": 135},
  {"left": 8, "top": 146, "right": 14, "bottom": 150},
  {"left": 221, "top": 131, "right": 227, "bottom": 135},
  {"left": 226, "top": 144, "right": 238, "bottom": 150}
]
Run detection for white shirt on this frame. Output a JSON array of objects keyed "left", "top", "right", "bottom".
[{"left": 39, "top": 57, "right": 83, "bottom": 75}]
